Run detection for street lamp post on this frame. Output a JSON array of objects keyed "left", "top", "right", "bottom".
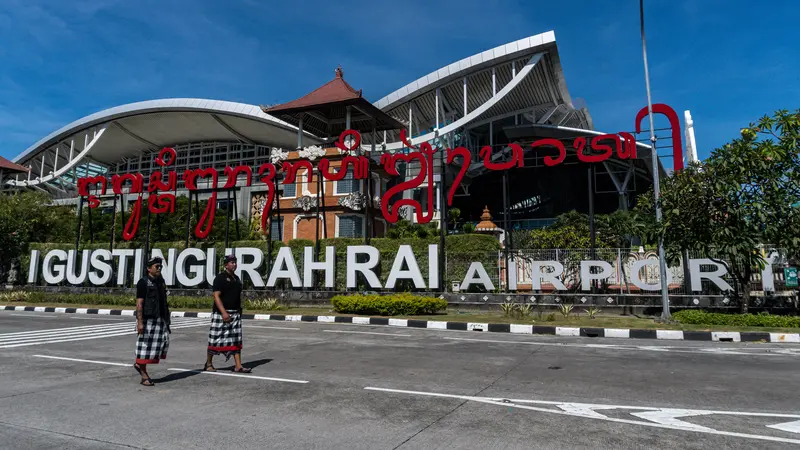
[{"left": 639, "top": 0, "right": 672, "bottom": 320}]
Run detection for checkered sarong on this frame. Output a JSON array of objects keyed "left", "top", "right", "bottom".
[
  {"left": 135, "top": 317, "right": 170, "bottom": 364},
  {"left": 207, "top": 310, "right": 243, "bottom": 360}
]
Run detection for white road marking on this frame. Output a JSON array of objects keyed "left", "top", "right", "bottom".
[
  {"left": 70, "top": 316, "right": 126, "bottom": 321},
  {"left": 322, "top": 330, "right": 412, "bottom": 337},
  {"left": 0, "top": 318, "right": 209, "bottom": 348},
  {"left": 9, "top": 314, "right": 59, "bottom": 318},
  {"left": 442, "top": 336, "right": 796, "bottom": 356},
  {"left": 630, "top": 409, "right": 715, "bottom": 432},
  {"left": 767, "top": 420, "right": 800, "bottom": 434},
  {"left": 168, "top": 368, "right": 308, "bottom": 384},
  {"left": 246, "top": 325, "right": 301, "bottom": 331},
  {"left": 32, "top": 354, "right": 130, "bottom": 367},
  {"left": 364, "top": 386, "right": 800, "bottom": 445}
]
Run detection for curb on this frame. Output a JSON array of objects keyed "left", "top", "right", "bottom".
[{"left": 4, "top": 305, "right": 800, "bottom": 344}]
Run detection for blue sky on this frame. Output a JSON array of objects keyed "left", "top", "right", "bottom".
[{"left": 1, "top": 0, "right": 798, "bottom": 166}]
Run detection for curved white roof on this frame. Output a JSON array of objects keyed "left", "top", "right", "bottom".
[
  {"left": 9, "top": 98, "right": 321, "bottom": 190},
  {"left": 372, "top": 30, "right": 593, "bottom": 150}
]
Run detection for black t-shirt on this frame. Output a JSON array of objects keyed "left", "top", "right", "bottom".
[{"left": 212, "top": 271, "right": 242, "bottom": 313}]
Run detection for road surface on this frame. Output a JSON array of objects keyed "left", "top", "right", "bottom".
[{"left": 1, "top": 309, "right": 799, "bottom": 449}]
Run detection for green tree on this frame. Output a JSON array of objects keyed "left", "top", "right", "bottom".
[
  {"left": 636, "top": 109, "right": 800, "bottom": 312},
  {"left": 0, "top": 191, "right": 76, "bottom": 282}
]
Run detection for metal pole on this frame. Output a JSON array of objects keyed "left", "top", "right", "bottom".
[
  {"left": 110, "top": 194, "right": 117, "bottom": 253},
  {"left": 640, "top": 0, "right": 671, "bottom": 320},
  {"left": 144, "top": 202, "right": 152, "bottom": 276},
  {"left": 588, "top": 166, "right": 597, "bottom": 294},
  {"left": 438, "top": 130, "right": 446, "bottom": 293},
  {"left": 224, "top": 189, "right": 231, "bottom": 249},
  {"left": 315, "top": 168, "right": 321, "bottom": 260},
  {"left": 320, "top": 167, "right": 328, "bottom": 238},
  {"left": 233, "top": 187, "right": 240, "bottom": 241},
  {"left": 366, "top": 120, "right": 376, "bottom": 244},
  {"left": 185, "top": 193, "right": 192, "bottom": 249},
  {"left": 75, "top": 196, "right": 84, "bottom": 252},
  {"left": 88, "top": 202, "right": 94, "bottom": 244},
  {"left": 502, "top": 171, "right": 510, "bottom": 291}
]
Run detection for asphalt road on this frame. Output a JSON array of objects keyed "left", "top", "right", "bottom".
[{"left": 1, "top": 310, "right": 799, "bottom": 449}]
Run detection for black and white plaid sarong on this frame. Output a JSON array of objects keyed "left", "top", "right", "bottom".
[
  {"left": 135, "top": 317, "right": 170, "bottom": 364},
  {"left": 207, "top": 310, "right": 243, "bottom": 360}
]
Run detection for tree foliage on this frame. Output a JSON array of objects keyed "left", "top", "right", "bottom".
[
  {"left": 0, "top": 192, "right": 76, "bottom": 280},
  {"left": 636, "top": 109, "right": 800, "bottom": 312}
]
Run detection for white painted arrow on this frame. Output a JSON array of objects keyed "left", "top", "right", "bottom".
[
  {"left": 556, "top": 403, "right": 614, "bottom": 419},
  {"left": 630, "top": 409, "right": 715, "bottom": 432},
  {"left": 767, "top": 420, "right": 800, "bottom": 435}
]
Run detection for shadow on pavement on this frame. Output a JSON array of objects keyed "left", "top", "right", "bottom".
[
  {"left": 150, "top": 370, "right": 202, "bottom": 384},
  {"left": 216, "top": 358, "right": 273, "bottom": 371}
]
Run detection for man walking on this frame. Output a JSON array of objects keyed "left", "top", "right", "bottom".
[
  {"left": 134, "top": 256, "right": 170, "bottom": 386},
  {"left": 205, "top": 254, "right": 251, "bottom": 373}
]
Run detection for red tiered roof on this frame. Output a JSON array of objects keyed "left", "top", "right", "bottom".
[
  {"left": 263, "top": 66, "right": 404, "bottom": 138},
  {"left": 0, "top": 156, "right": 29, "bottom": 174}
]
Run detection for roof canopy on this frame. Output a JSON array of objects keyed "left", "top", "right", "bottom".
[
  {"left": 0, "top": 156, "right": 30, "bottom": 174},
  {"left": 263, "top": 66, "right": 404, "bottom": 138}
]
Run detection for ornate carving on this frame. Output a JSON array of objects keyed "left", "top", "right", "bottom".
[
  {"left": 270, "top": 148, "right": 289, "bottom": 164},
  {"left": 338, "top": 192, "right": 367, "bottom": 210},
  {"left": 292, "top": 194, "right": 318, "bottom": 212},
  {"left": 299, "top": 145, "right": 326, "bottom": 161}
]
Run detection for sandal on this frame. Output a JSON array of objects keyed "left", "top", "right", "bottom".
[
  {"left": 140, "top": 378, "right": 155, "bottom": 386},
  {"left": 233, "top": 367, "right": 252, "bottom": 373},
  {"left": 204, "top": 362, "right": 216, "bottom": 372}
]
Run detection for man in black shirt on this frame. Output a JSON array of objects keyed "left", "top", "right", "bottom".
[
  {"left": 205, "top": 254, "right": 251, "bottom": 373},
  {"left": 134, "top": 257, "right": 170, "bottom": 386}
]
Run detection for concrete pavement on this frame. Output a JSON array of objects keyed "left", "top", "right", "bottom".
[{"left": 1, "top": 309, "right": 799, "bottom": 449}]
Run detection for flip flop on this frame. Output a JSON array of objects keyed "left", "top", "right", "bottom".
[
  {"left": 233, "top": 367, "right": 252, "bottom": 373},
  {"left": 140, "top": 378, "right": 155, "bottom": 386},
  {"left": 204, "top": 362, "right": 216, "bottom": 372}
]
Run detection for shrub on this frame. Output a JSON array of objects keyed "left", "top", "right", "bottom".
[
  {"left": 331, "top": 293, "right": 447, "bottom": 316},
  {"left": 673, "top": 310, "right": 800, "bottom": 328}
]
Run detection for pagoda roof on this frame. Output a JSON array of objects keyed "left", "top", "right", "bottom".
[
  {"left": 262, "top": 66, "right": 405, "bottom": 138},
  {"left": 0, "top": 156, "right": 30, "bottom": 174}
]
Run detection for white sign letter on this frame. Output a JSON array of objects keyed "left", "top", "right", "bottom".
[
  {"left": 428, "top": 244, "right": 439, "bottom": 290},
  {"left": 689, "top": 258, "right": 733, "bottom": 292},
  {"left": 66, "top": 250, "right": 90, "bottom": 284},
  {"left": 27, "top": 250, "right": 40, "bottom": 284},
  {"left": 235, "top": 247, "right": 265, "bottom": 288},
  {"left": 580, "top": 260, "right": 613, "bottom": 291},
  {"left": 267, "top": 247, "right": 302, "bottom": 287},
  {"left": 175, "top": 248, "right": 206, "bottom": 287},
  {"left": 385, "top": 245, "right": 426, "bottom": 289},
  {"left": 532, "top": 261, "right": 567, "bottom": 290},
  {"left": 346, "top": 245, "right": 382, "bottom": 289},
  {"left": 460, "top": 262, "right": 495, "bottom": 291},
  {"left": 304, "top": 246, "right": 335, "bottom": 288},
  {"left": 630, "top": 259, "right": 672, "bottom": 291},
  {"left": 42, "top": 250, "right": 68, "bottom": 284},
  {"left": 112, "top": 249, "right": 135, "bottom": 286},
  {"left": 88, "top": 249, "right": 113, "bottom": 285}
]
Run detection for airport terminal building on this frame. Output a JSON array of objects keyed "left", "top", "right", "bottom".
[{"left": 5, "top": 31, "right": 664, "bottom": 242}]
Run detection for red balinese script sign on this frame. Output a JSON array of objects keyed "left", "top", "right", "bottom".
[{"left": 76, "top": 104, "right": 683, "bottom": 240}]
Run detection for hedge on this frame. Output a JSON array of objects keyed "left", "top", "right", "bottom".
[
  {"left": 22, "top": 234, "right": 501, "bottom": 291},
  {"left": 331, "top": 293, "right": 448, "bottom": 316},
  {"left": 673, "top": 309, "right": 800, "bottom": 328}
]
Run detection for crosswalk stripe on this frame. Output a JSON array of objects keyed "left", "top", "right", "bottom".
[
  {"left": 0, "top": 317, "right": 207, "bottom": 339},
  {"left": 0, "top": 318, "right": 209, "bottom": 349}
]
